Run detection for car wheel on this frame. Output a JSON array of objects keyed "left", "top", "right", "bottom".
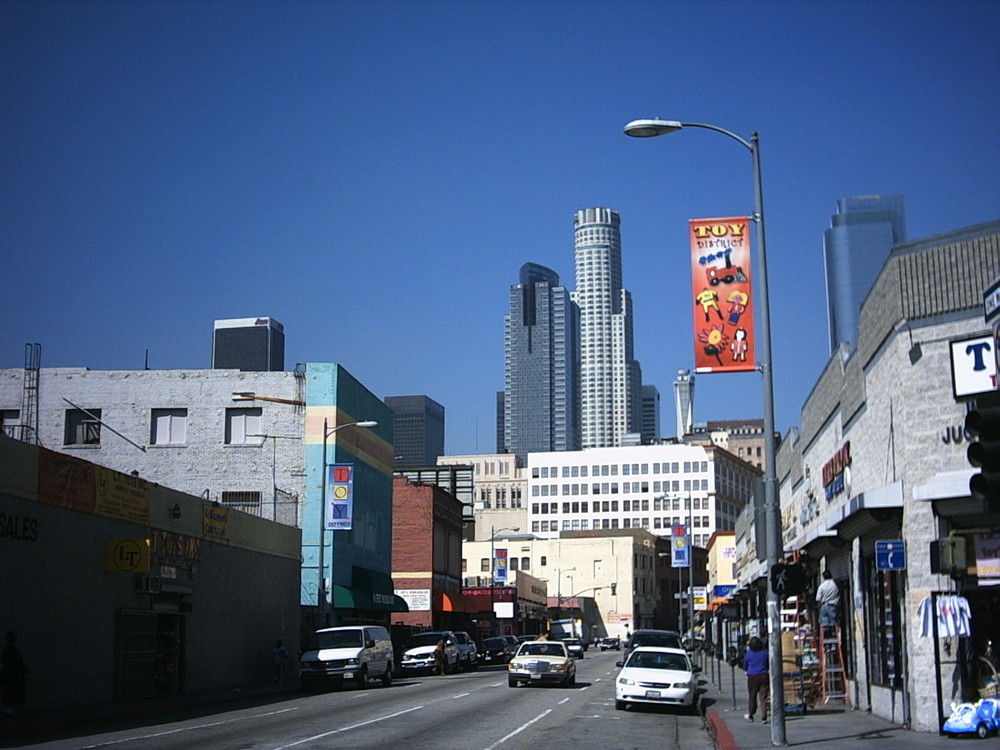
[
  {"left": 977, "top": 723, "right": 989, "bottom": 739},
  {"left": 615, "top": 699, "right": 626, "bottom": 711},
  {"left": 355, "top": 666, "right": 369, "bottom": 690},
  {"left": 380, "top": 663, "right": 393, "bottom": 687},
  {"left": 508, "top": 676, "right": 519, "bottom": 688}
]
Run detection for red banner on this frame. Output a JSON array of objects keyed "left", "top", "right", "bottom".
[{"left": 689, "top": 216, "right": 756, "bottom": 373}]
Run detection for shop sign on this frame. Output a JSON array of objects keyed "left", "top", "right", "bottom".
[
  {"left": 822, "top": 442, "right": 852, "bottom": 500},
  {"left": 950, "top": 334, "right": 996, "bottom": 398},
  {"left": 974, "top": 533, "right": 1000, "bottom": 581}
]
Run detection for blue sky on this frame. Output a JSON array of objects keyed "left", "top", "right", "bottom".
[{"left": 3, "top": 0, "right": 998, "bottom": 456}]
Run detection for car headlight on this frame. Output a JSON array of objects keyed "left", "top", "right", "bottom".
[
  {"left": 674, "top": 680, "right": 692, "bottom": 689},
  {"left": 618, "top": 677, "right": 635, "bottom": 686},
  {"left": 345, "top": 658, "right": 360, "bottom": 666}
]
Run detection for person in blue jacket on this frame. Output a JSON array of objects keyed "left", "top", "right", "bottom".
[{"left": 743, "top": 636, "right": 769, "bottom": 723}]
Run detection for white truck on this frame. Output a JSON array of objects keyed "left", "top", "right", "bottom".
[{"left": 550, "top": 619, "right": 589, "bottom": 649}]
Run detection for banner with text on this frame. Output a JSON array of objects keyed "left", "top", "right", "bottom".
[
  {"left": 689, "top": 216, "right": 756, "bottom": 373},
  {"left": 326, "top": 463, "right": 355, "bottom": 530}
]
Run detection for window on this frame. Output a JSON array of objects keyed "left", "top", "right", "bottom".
[
  {"left": 462, "top": 558, "right": 467, "bottom": 572},
  {"left": 220, "top": 490, "right": 261, "bottom": 508},
  {"left": 65, "top": 408, "right": 101, "bottom": 445},
  {"left": 1, "top": 410, "right": 20, "bottom": 438},
  {"left": 540, "top": 555, "right": 547, "bottom": 567},
  {"left": 481, "top": 558, "right": 490, "bottom": 572},
  {"left": 225, "top": 408, "right": 262, "bottom": 444},
  {"left": 151, "top": 408, "right": 187, "bottom": 445},
  {"left": 521, "top": 557, "right": 530, "bottom": 570},
  {"left": 510, "top": 558, "right": 519, "bottom": 571}
]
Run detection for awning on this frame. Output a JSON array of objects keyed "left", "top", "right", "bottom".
[
  {"left": 351, "top": 566, "right": 398, "bottom": 611},
  {"left": 333, "top": 584, "right": 371, "bottom": 610},
  {"left": 437, "top": 591, "right": 478, "bottom": 613}
]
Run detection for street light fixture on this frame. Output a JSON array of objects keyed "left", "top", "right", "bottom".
[
  {"left": 490, "top": 525, "right": 520, "bottom": 635},
  {"left": 624, "top": 117, "right": 783, "bottom": 743},
  {"left": 556, "top": 567, "right": 576, "bottom": 620},
  {"left": 317, "top": 419, "right": 378, "bottom": 627}
]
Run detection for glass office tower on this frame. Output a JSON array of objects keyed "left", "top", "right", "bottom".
[
  {"left": 823, "top": 195, "right": 907, "bottom": 353},
  {"left": 503, "top": 263, "right": 580, "bottom": 461}
]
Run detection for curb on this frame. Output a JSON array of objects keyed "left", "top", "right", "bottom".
[{"left": 706, "top": 707, "right": 738, "bottom": 750}]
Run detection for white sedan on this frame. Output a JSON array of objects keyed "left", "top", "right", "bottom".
[
  {"left": 615, "top": 646, "right": 700, "bottom": 712},
  {"left": 508, "top": 640, "right": 576, "bottom": 687}
]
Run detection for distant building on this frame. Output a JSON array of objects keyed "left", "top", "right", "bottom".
[
  {"left": 640, "top": 385, "right": 661, "bottom": 444},
  {"left": 823, "top": 195, "right": 907, "bottom": 353},
  {"left": 673, "top": 370, "right": 695, "bottom": 439},
  {"left": 687, "top": 419, "right": 769, "bottom": 471},
  {"left": 572, "top": 208, "right": 643, "bottom": 448},
  {"left": 503, "top": 262, "right": 580, "bottom": 460},
  {"left": 212, "top": 316, "right": 285, "bottom": 371},
  {"left": 385, "top": 395, "right": 445, "bottom": 467}
]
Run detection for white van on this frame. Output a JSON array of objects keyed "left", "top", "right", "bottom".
[{"left": 300, "top": 625, "right": 394, "bottom": 690}]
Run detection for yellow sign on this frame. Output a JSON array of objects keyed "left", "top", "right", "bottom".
[
  {"left": 106, "top": 539, "right": 150, "bottom": 572},
  {"left": 95, "top": 466, "right": 150, "bottom": 524},
  {"left": 203, "top": 504, "right": 229, "bottom": 542}
]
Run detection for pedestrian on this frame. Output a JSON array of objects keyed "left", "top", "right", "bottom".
[
  {"left": 1, "top": 631, "right": 27, "bottom": 717},
  {"left": 742, "top": 635, "right": 769, "bottom": 724},
  {"left": 816, "top": 570, "right": 840, "bottom": 628},
  {"left": 271, "top": 639, "right": 288, "bottom": 685},
  {"left": 433, "top": 638, "right": 446, "bottom": 675}
]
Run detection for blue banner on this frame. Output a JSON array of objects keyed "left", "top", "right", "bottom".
[
  {"left": 671, "top": 524, "right": 690, "bottom": 567},
  {"left": 326, "top": 463, "right": 354, "bottom": 530}
]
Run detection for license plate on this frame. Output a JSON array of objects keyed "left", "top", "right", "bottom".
[
  {"left": 531, "top": 673, "right": 542, "bottom": 680},
  {"left": 344, "top": 672, "right": 354, "bottom": 678},
  {"left": 644, "top": 690, "right": 660, "bottom": 698}
]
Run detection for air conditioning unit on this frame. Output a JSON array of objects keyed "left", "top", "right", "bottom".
[{"left": 133, "top": 574, "right": 162, "bottom": 594}]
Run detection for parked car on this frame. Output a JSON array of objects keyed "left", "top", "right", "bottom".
[
  {"left": 599, "top": 636, "right": 621, "bottom": 651},
  {"left": 625, "top": 629, "right": 684, "bottom": 655},
  {"left": 400, "top": 631, "right": 460, "bottom": 675},
  {"left": 508, "top": 640, "right": 576, "bottom": 688},
  {"left": 453, "top": 631, "right": 479, "bottom": 671},
  {"left": 562, "top": 637, "right": 585, "bottom": 658},
  {"left": 615, "top": 646, "right": 700, "bottom": 712},
  {"left": 300, "top": 625, "right": 394, "bottom": 690},
  {"left": 502, "top": 635, "right": 521, "bottom": 651},
  {"left": 479, "top": 636, "right": 513, "bottom": 664}
]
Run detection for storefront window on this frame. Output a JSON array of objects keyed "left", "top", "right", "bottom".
[{"left": 866, "top": 563, "right": 902, "bottom": 688}]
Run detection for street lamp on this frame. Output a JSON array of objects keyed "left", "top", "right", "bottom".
[
  {"left": 317, "top": 419, "right": 378, "bottom": 627},
  {"left": 556, "top": 567, "right": 576, "bottom": 620},
  {"left": 625, "top": 118, "right": 783, "bottom": 743},
  {"left": 490, "top": 525, "right": 520, "bottom": 635}
]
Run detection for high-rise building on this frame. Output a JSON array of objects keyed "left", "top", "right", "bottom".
[
  {"left": 673, "top": 370, "right": 695, "bottom": 439},
  {"left": 823, "top": 195, "right": 907, "bottom": 353},
  {"left": 503, "top": 263, "right": 580, "bottom": 460},
  {"left": 385, "top": 395, "right": 445, "bottom": 468},
  {"left": 640, "top": 385, "right": 660, "bottom": 445},
  {"left": 572, "top": 207, "right": 642, "bottom": 448},
  {"left": 212, "top": 317, "right": 285, "bottom": 371}
]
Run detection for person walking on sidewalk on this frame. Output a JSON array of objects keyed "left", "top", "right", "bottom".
[{"left": 743, "top": 635, "right": 769, "bottom": 723}]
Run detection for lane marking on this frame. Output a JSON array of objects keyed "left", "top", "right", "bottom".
[
  {"left": 273, "top": 705, "right": 424, "bottom": 749},
  {"left": 482, "top": 709, "right": 552, "bottom": 750},
  {"left": 79, "top": 708, "right": 299, "bottom": 748}
]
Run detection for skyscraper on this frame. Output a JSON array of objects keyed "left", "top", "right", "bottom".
[
  {"left": 385, "top": 395, "right": 445, "bottom": 468},
  {"left": 673, "top": 369, "right": 695, "bottom": 440},
  {"left": 640, "top": 385, "right": 661, "bottom": 445},
  {"left": 212, "top": 317, "right": 285, "bottom": 371},
  {"left": 823, "top": 195, "right": 907, "bottom": 353},
  {"left": 503, "top": 262, "right": 580, "bottom": 460},
  {"left": 572, "top": 207, "right": 642, "bottom": 448}
]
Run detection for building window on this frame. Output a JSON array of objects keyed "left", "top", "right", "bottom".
[
  {"left": 462, "top": 558, "right": 467, "bottom": 572},
  {"left": 220, "top": 490, "right": 261, "bottom": 508},
  {"left": 481, "top": 558, "right": 490, "bottom": 572},
  {"left": 64, "top": 408, "right": 101, "bottom": 446},
  {"left": 225, "top": 408, "right": 262, "bottom": 444},
  {"left": 521, "top": 557, "right": 530, "bottom": 570},
  {"left": 510, "top": 558, "right": 519, "bottom": 571},
  {"left": 151, "top": 408, "right": 188, "bottom": 445},
  {"left": 1, "top": 410, "right": 20, "bottom": 438},
  {"left": 866, "top": 565, "right": 899, "bottom": 688},
  {"left": 540, "top": 556, "right": 547, "bottom": 567}
]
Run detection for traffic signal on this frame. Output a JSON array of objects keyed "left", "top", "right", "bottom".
[
  {"left": 770, "top": 562, "right": 806, "bottom": 596},
  {"left": 966, "top": 400, "right": 1000, "bottom": 512}
]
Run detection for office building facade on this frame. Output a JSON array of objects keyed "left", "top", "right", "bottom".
[
  {"left": 572, "top": 207, "right": 642, "bottom": 448},
  {"left": 503, "top": 262, "right": 580, "bottom": 460},
  {"left": 823, "top": 195, "right": 907, "bottom": 353},
  {"left": 212, "top": 317, "right": 285, "bottom": 371},
  {"left": 386, "top": 395, "right": 445, "bottom": 467}
]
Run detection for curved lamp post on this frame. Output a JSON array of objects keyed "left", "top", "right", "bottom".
[
  {"left": 490, "top": 525, "right": 520, "bottom": 635},
  {"left": 624, "top": 118, "right": 783, "bottom": 744},
  {"left": 317, "top": 419, "right": 378, "bottom": 626}
]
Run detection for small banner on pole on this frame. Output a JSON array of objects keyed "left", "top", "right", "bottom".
[
  {"left": 495, "top": 548, "right": 508, "bottom": 583},
  {"left": 689, "top": 216, "right": 757, "bottom": 373},
  {"left": 326, "top": 463, "right": 355, "bottom": 530},
  {"left": 672, "top": 524, "right": 690, "bottom": 567}
]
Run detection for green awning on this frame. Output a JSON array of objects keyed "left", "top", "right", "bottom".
[{"left": 351, "top": 566, "right": 397, "bottom": 611}]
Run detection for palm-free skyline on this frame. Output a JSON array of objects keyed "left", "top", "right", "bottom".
[{"left": 3, "top": 1, "right": 998, "bottom": 455}]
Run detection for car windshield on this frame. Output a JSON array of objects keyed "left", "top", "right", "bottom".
[
  {"left": 408, "top": 633, "right": 445, "bottom": 648},
  {"left": 519, "top": 643, "right": 566, "bottom": 658},
  {"left": 316, "top": 630, "right": 363, "bottom": 649},
  {"left": 626, "top": 651, "right": 690, "bottom": 671},
  {"left": 632, "top": 633, "right": 682, "bottom": 649}
]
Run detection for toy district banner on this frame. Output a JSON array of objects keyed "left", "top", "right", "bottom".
[{"left": 689, "top": 216, "right": 756, "bottom": 373}]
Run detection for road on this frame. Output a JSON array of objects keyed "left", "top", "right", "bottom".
[{"left": 19, "top": 650, "right": 715, "bottom": 750}]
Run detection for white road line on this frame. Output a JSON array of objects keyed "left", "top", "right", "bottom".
[
  {"left": 482, "top": 709, "right": 552, "bottom": 750},
  {"left": 454, "top": 692, "right": 471, "bottom": 698},
  {"left": 272, "top": 705, "right": 424, "bottom": 750},
  {"left": 558, "top": 697, "right": 570, "bottom": 704},
  {"left": 79, "top": 708, "right": 299, "bottom": 748}
]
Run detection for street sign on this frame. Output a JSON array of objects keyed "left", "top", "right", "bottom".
[{"left": 875, "top": 539, "right": 907, "bottom": 570}]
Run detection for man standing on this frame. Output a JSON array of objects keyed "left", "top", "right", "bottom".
[{"left": 816, "top": 570, "right": 840, "bottom": 627}]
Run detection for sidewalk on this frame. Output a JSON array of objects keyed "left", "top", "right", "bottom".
[{"left": 694, "top": 655, "right": 952, "bottom": 749}]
